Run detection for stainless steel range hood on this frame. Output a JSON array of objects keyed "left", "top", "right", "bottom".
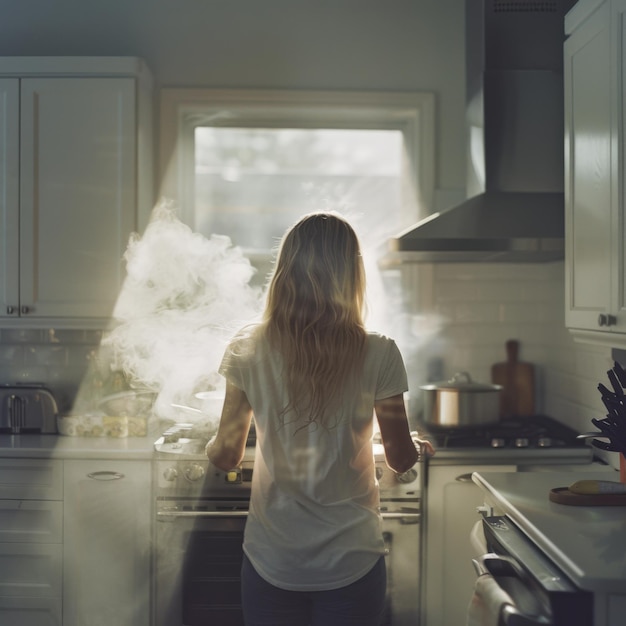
[{"left": 390, "top": 0, "right": 574, "bottom": 263}]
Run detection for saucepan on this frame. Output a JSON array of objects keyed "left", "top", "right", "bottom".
[{"left": 419, "top": 372, "right": 502, "bottom": 428}]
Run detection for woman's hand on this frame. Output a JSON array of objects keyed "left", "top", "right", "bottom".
[{"left": 411, "top": 433, "right": 436, "bottom": 459}]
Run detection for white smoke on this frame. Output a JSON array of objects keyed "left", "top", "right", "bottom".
[{"left": 103, "top": 200, "right": 263, "bottom": 419}]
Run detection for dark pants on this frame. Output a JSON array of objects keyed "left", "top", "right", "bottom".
[{"left": 241, "top": 554, "right": 387, "bottom": 626}]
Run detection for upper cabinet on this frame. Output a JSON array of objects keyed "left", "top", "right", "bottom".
[
  {"left": 565, "top": 0, "right": 626, "bottom": 346},
  {"left": 0, "top": 58, "right": 153, "bottom": 327}
]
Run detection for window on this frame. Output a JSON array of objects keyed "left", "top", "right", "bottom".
[{"left": 159, "top": 89, "right": 435, "bottom": 285}]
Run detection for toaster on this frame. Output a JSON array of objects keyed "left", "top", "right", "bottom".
[{"left": 0, "top": 384, "right": 58, "bottom": 434}]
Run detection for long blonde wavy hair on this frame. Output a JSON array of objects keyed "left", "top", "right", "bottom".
[{"left": 263, "top": 212, "right": 367, "bottom": 428}]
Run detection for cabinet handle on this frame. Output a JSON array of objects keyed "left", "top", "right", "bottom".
[
  {"left": 598, "top": 314, "right": 617, "bottom": 327},
  {"left": 6, "top": 306, "right": 16, "bottom": 315},
  {"left": 87, "top": 471, "right": 125, "bottom": 481},
  {"left": 20, "top": 305, "right": 30, "bottom": 315}
]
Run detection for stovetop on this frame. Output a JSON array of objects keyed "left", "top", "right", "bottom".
[
  {"left": 154, "top": 420, "right": 257, "bottom": 457},
  {"left": 416, "top": 415, "right": 588, "bottom": 451}
]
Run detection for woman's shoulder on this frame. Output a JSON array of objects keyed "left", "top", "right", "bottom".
[
  {"left": 366, "top": 330, "right": 396, "bottom": 346},
  {"left": 365, "top": 330, "right": 400, "bottom": 355},
  {"left": 223, "top": 324, "right": 262, "bottom": 356}
]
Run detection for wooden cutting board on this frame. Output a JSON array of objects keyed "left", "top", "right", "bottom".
[
  {"left": 491, "top": 340, "right": 535, "bottom": 418},
  {"left": 549, "top": 487, "right": 626, "bottom": 506}
]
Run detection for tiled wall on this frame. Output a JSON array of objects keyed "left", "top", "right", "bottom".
[
  {"left": 0, "top": 328, "right": 104, "bottom": 413},
  {"left": 400, "top": 261, "right": 618, "bottom": 468}
]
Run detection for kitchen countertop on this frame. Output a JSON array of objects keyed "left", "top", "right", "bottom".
[
  {"left": 427, "top": 446, "right": 594, "bottom": 465},
  {"left": 0, "top": 432, "right": 157, "bottom": 460},
  {"left": 472, "top": 469, "right": 626, "bottom": 593}
]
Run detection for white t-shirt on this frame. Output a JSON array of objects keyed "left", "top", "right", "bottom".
[{"left": 219, "top": 327, "right": 409, "bottom": 591}]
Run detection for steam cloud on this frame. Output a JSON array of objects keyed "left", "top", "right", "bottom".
[{"left": 103, "top": 200, "right": 263, "bottom": 420}]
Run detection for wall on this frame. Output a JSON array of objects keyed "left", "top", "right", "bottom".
[
  {"left": 0, "top": 0, "right": 467, "bottom": 196},
  {"left": 411, "top": 261, "right": 617, "bottom": 467}
]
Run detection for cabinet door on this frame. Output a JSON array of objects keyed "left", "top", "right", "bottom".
[
  {"left": 616, "top": 0, "right": 626, "bottom": 327},
  {"left": 422, "top": 463, "right": 516, "bottom": 626},
  {"left": 19, "top": 78, "right": 136, "bottom": 319},
  {"left": 564, "top": 3, "right": 614, "bottom": 331},
  {"left": 0, "top": 78, "right": 20, "bottom": 318},
  {"left": 0, "top": 543, "right": 62, "bottom": 598},
  {"left": 63, "top": 460, "right": 151, "bottom": 626},
  {"left": 0, "top": 596, "right": 62, "bottom": 626},
  {"left": 0, "top": 500, "right": 63, "bottom": 543},
  {"left": 0, "top": 459, "right": 63, "bottom": 500}
]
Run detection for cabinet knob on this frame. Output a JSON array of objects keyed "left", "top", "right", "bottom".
[
  {"left": 6, "top": 306, "right": 16, "bottom": 315},
  {"left": 20, "top": 305, "right": 30, "bottom": 315},
  {"left": 598, "top": 314, "right": 617, "bottom": 327}
]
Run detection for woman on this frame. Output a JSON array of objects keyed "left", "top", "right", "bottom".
[{"left": 206, "top": 212, "right": 434, "bottom": 626}]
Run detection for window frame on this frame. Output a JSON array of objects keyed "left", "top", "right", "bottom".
[{"left": 158, "top": 88, "right": 436, "bottom": 233}]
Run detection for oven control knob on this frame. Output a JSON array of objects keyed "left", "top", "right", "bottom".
[
  {"left": 184, "top": 463, "right": 206, "bottom": 482},
  {"left": 163, "top": 467, "right": 178, "bottom": 482},
  {"left": 396, "top": 468, "right": 418, "bottom": 484}
]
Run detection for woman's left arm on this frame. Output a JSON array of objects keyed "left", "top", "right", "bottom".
[{"left": 206, "top": 380, "right": 253, "bottom": 470}]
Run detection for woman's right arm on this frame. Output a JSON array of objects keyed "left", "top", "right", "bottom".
[
  {"left": 375, "top": 394, "right": 435, "bottom": 474},
  {"left": 206, "top": 381, "right": 253, "bottom": 470}
]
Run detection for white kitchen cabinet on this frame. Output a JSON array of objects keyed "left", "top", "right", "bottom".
[
  {"left": 564, "top": 0, "right": 626, "bottom": 345},
  {"left": 0, "top": 459, "right": 63, "bottom": 626},
  {"left": 421, "top": 462, "right": 516, "bottom": 626},
  {"left": 63, "top": 460, "right": 152, "bottom": 626},
  {"left": 0, "top": 58, "right": 153, "bottom": 327}
]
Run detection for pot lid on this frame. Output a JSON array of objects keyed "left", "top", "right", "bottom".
[{"left": 420, "top": 372, "right": 502, "bottom": 393}]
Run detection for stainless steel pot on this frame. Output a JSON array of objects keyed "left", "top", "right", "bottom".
[{"left": 420, "top": 372, "right": 502, "bottom": 427}]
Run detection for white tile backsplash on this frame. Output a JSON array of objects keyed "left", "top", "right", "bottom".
[{"left": 403, "top": 260, "right": 619, "bottom": 468}]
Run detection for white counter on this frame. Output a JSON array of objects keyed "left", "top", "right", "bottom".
[
  {"left": 0, "top": 432, "right": 156, "bottom": 459},
  {"left": 472, "top": 469, "right": 626, "bottom": 594}
]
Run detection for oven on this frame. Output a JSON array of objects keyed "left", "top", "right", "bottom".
[
  {"left": 467, "top": 515, "right": 593, "bottom": 626},
  {"left": 155, "top": 494, "right": 249, "bottom": 625},
  {"left": 153, "top": 428, "right": 422, "bottom": 626}
]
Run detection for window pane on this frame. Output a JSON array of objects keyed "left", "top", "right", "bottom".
[{"left": 194, "top": 127, "right": 406, "bottom": 258}]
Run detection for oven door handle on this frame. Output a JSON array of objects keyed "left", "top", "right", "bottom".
[
  {"left": 380, "top": 512, "right": 420, "bottom": 523},
  {"left": 472, "top": 552, "right": 523, "bottom": 578},
  {"left": 157, "top": 510, "right": 248, "bottom": 520},
  {"left": 471, "top": 554, "right": 551, "bottom": 626}
]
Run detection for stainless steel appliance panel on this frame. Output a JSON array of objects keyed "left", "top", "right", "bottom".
[{"left": 467, "top": 516, "right": 593, "bottom": 626}]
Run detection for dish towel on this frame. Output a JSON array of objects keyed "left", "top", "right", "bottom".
[{"left": 466, "top": 573, "right": 515, "bottom": 626}]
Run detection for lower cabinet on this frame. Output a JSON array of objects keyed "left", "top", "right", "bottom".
[
  {"left": 0, "top": 597, "right": 62, "bottom": 626},
  {"left": 0, "top": 457, "right": 152, "bottom": 626},
  {"left": 63, "top": 460, "right": 152, "bottom": 626},
  {"left": 0, "top": 459, "right": 63, "bottom": 626},
  {"left": 421, "top": 463, "right": 517, "bottom": 626}
]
